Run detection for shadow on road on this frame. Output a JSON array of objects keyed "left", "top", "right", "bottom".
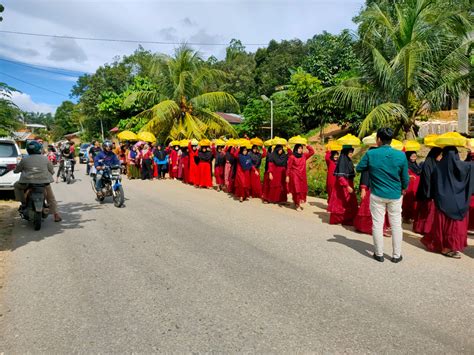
[
  {"left": 0, "top": 191, "right": 15, "bottom": 201},
  {"left": 8, "top": 201, "right": 100, "bottom": 252},
  {"left": 328, "top": 234, "right": 384, "bottom": 260},
  {"left": 308, "top": 201, "right": 328, "bottom": 210}
]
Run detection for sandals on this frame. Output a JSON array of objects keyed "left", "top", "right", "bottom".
[
  {"left": 54, "top": 214, "right": 62, "bottom": 222},
  {"left": 442, "top": 251, "right": 461, "bottom": 259}
]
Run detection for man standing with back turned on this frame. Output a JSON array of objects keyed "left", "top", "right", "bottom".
[{"left": 356, "top": 128, "right": 409, "bottom": 263}]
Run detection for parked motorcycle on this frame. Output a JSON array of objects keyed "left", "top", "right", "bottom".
[
  {"left": 19, "top": 184, "right": 49, "bottom": 231},
  {"left": 91, "top": 165, "right": 124, "bottom": 207},
  {"left": 61, "top": 159, "right": 74, "bottom": 184}
]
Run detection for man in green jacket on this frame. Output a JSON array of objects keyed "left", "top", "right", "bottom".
[{"left": 356, "top": 128, "right": 409, "bottom": 263}]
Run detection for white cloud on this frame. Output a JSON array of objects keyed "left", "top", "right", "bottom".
[{"left": 10, "top": 92, "right": 57, "bottom": 114}]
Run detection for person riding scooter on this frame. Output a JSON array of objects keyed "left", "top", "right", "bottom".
[
  {"left": 94, "top": 140, "right": 120, "bottom": 198},
  {"left": 56, "top": 141, "right": 76, "bottom": 183},
  {"left": 14, "top": 140, "right": 62, "bottom": 222}
]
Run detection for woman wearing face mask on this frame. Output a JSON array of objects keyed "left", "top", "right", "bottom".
[
  {"left": 402, "top": 151, "right": 422, "bottom": 222},
  {"left": 325, "top": 149, "right": 340, "bottom": 205},
  {"left": 328, "top": 146, "right": 358, "bottom": 225},
  {"left": 180, "top": 141, "right": 190, "bottom": 184},
  {"left": 139, "top": 144, "right": 154, "bottom": 180},
  {"left": 286, "top": 143, "right": 315, "bottom": 211},
  {"left": 153, "top": 143, "right": 168, "bottom": 180},
  {"left": 264, "top": 142, "right": 288, "bottom": 204},
  {"left": 168, "top": 142, "right": 180, "bottom": 179},
  {"left": 232, "top": 142, "right": 253, "bottom": 202},
  {"left": 248, "top": 142, "right": 267, "bottom": 198},
  {"left": 127, "top": 145, "right": 140, "bottom": 180},
  {"left": 197, "top": 140, "right": 213, "bottom": 188}
]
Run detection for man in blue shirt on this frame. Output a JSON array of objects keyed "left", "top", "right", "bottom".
[
  {"left": 94, "top": 140, "right": 120, "bottom": 197},
  {"left": 356, "top": 128, "right": 409, "bottom": 263}
]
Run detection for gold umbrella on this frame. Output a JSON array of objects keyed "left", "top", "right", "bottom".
[
  {"left": 117, "top": 130, "right": 138, "bottom": 141},
  {"left": 137, "top": 131, "right": 156, "bottom": 143}
]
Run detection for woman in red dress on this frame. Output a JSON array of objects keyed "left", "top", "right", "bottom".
[
  {"left": 248, "top": 145, "right": 266, "bottom": 198},
  {"left": 402, "top": 151, "right": 421, "bottom": 222},
  {"left": 413, "top": 147, "right": 442, "bottom": 235},
  {"left": 197, "top": 145, "right": 213, "bottom": 188},
  {"left": 213, "top": 143, "right": 226, "bottom": 191},
  {"left": 232, "top": 145, "right": 253, "bottom": 202},
  {"left": 138, "top": 144, "right": 153, "bottom": 180},
  {"left": 187, "top": 141, "right": 199, "bottom": 185},
  {"left": 421, "top": 146, "right": 473, "bottom": 258},
  {"left": 168, "top": 143, "right": 180, "bottom": 179},
  {"left": 286, "top": 144, "right": 315, "bottom": 210},
  {"left": 328, "top": 147, "right": 358, "bottom": 225},
  {"left": 180, "top": 143, "right": 189, "bottom": 184},
  {"left": 262, "top": 147, "right": 272, "bottom": 201},
  {"left": 325, "top": 150, "right": 339, "bottom": 205},
  {"left": 263, "top": 145, "right": 288, "bottom": 204}
]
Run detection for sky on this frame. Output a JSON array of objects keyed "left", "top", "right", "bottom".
[{"left": 0, "top": 0, "right": 365, "bottom": 114}]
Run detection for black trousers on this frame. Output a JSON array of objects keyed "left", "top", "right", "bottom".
[
  {"left": 141, "top": 159, "right": 153, "bottom": 180},
  {"left": 158, "top": 164, "right": 167, "bottom": 179}
]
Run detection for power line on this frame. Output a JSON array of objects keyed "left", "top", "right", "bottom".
[
  {"left": 0, "top": 57, "right": 84, "bottom": 77},
  {"left": 0, "top": 71, "right": 68, "bottom": 97},
  {"left": 0, "top": 29, "right": 268, "bottom": 46}
]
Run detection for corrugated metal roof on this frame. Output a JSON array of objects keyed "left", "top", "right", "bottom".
[{"left": 216, "top": 112, "right": 243, "bottom": 124}]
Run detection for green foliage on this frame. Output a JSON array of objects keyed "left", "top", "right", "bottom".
[
  {"left": 303, "top": 30, "right": 360, "bottom": 86},
  {"left": 0, "top": 83, "right": 21, "bottom": 136},
  {"left": 238, "top": 92, "right": 301, "bottom": 138}
]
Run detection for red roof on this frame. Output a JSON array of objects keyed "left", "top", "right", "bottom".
[{"left": 216, "top": 112, "right": 243, "bottom": 124}]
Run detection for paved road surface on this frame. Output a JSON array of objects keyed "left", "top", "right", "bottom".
[{"left": 1, "top": 164, "right": 473, "bottom": 353}]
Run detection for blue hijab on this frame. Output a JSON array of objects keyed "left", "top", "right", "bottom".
[{"left": 239, "top": 147, "right": 253, "bottom": 171}]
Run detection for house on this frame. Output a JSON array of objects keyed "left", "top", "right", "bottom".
[
  {"left": 63, "top": 131, "right": 82, "bottom": 145},
  {"left": 12, "top": 130, "right": 39, "bottom": 149},
  {"left": 215, "top": 112, "right": 243, "bottom": 125}
]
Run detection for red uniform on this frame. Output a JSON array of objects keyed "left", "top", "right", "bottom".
[
  {"left": 354, "top": 185, "right": 372, "bottom": 233},
  {"left": 469, "top": 196, "right": 474, "bottom": 231},
  {"left": 287, "top": 145, "right": 315, "bottom": 206},
  {"left": 328, "top": 176, "right": 358, "bottom": 225},
  {"left": 197, "top": 148, "right": 213, "bottom": 188},
  {"left": 168, "top": 149, "right": 179, "bottom": 178},
  {"left": 232, "top": 149, "right": 252, "bottom": 199},
  {"left": 181, "top": 155, "right": 190, "bottom": 184},
  {"left": 188, "top": 143, "right": 199, "bottom": 185},
  {"left": 402, "top": 169, "right": 420, "bottom": 220},
  {"left": 213, "top": 146, "right": 226, "bottom": 186},
  {"left": 413, "top": 199, "right": 436, "bottom": 235},
  {"left": 325, "top": 151, "right": 337, "bottom": 205},
  {"left": 265, "top": 162, "right": 288, "bottom": 203}
]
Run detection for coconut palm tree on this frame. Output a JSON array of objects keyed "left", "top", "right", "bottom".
[
  {"left": 122, "top": 45, "right": 239, "bottom": 142},
  {"left": 320, "top": 0, "right": 473, "bottom": 137}
]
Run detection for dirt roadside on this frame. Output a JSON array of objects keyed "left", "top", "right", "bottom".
[{"left": 0, "top": 201, "right": 17, "bottom": 316}]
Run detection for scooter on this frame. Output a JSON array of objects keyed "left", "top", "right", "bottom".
[
  {"left": 91, "top": 165, "right": 125, "bottom": 207},
  {"left": 19, "top": 184, "right": 49, "bottom": 231}
]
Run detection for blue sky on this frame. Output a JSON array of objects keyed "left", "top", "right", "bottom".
[{"left": 0, "top": 0, "right": 364, "bottom": 114}]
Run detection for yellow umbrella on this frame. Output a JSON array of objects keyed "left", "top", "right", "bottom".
[
  {"left": 250, "top": 137, "right": 264, "bottom": 147},
  {"left": 226, "top": 138, "right": 237, "bottom": 147},
  {"left": 179, "top": 139, "right": 189, "bottom": 148},
  {"left": 170, "top": 140, "right": 180, "bottom": 147},
  {"left": 137, "top": 131, "right": 156, "bottom": 143},
  {"left": 467, "top": 138, "right": 474, "bottom": 149},
  {"left": 404, "top": 140, "right": 421, "bottom": 152},
  {"left": 434, "top": 132, "right": 467, "bottom": 148},
  {"left": 264, "top": 139, "right": 274, "bottom": 147},
  {"left": 362, "top": 133, "right": 377, "bottom": 146},
  {"left": 337, "top": 134, "right": 361, "bottom": 147},
  {"left": 117, "top": 130, "right": 138, "bottom": 141},
  {"left": 390, "top": 139, "right": 404, "bottom": 150},
  {"left": 190, "top": 138, "right": 199, "bottom": 146},
  {"left": 423, "top": 134, "right": 440, "bottom": 148},
  {"left": 288, "top": 135, "right": 308, "bottom": 145},
  {"left": 325, "top": 140, "right": 343, "bottom": 151}
]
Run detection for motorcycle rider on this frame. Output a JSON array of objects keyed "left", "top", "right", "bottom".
[
  {"left": 94, "top": 140, "right": 120, "bottom": 198},
  {"left": 56, "top": 141, "right": 76, "bottom": 183},
  {"left": 14, "top": 140, "right": 62, "bottom": 222}
]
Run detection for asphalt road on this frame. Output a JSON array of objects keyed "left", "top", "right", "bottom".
[{"left": 1, "top": 164, "right": 473, "bottom": 353}]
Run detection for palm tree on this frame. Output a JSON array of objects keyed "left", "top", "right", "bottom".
[
  {"left": 321, "top": 0, "right": 473, "bottom": 138},
  {"left": 122, "top": 45, "right": 239, "bottom": 142}
]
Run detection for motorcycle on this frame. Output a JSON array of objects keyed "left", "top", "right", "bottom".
[
  {"left": 19, "top": 184, "right": 49, "bottom": 231},
  {"left": 91, "top": 165, "right": 124, "bottom": 208},
  {"left": 47, "top": 151, "right": 57, "bottom": 165},
  {"left": 61, "top": 159, "right": 74, "bottom": 184}
]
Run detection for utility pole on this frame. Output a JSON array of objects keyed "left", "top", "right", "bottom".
[{"left": 261, "top": 95, "right": 274, "bottom": 139}]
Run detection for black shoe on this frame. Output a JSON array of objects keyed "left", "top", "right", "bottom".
[
  {"left": 391, "top": 255, "right": 403, "bottom": 263},
  {"left": 373, "top": 254, "right": 384, "bottom": 262}
]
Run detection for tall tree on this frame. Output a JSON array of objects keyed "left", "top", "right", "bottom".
[
  {"left": 0, "top": 83, "right": 21, "bottom": 136},
  {"left": 323, "top": 0, "right": 473, "bottom": 137},
  {"left": 121, "top": 45, "right": 239, "bottom": 142}
]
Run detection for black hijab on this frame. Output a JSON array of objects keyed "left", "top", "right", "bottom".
[
  {"left": 334, "top": 147, "right": 355, "bottom": 178},
  {"left": 181, "top": 146, "right": 189, "bottom": 157},
  {"left": 466, "top": 151, "right": 472, "bottom": 162},
  {"left": 248, "top": 146, "right": 262, "bottom": 168},
  {"left": 225, "top": 148, "right": 236, "bottom": 164},
  {"left": 359, "top": 147, "right": 375, "bottom": 188},
  {"left": 330, "top": 151, "right": 339, "bottom": 161},
  {"left": 272, "top": 145, "right": 288, "bottom": 167},
  {"left": 406, "top": 151, "right": 421, "bottom": 175},
  {"left": 264, "top": 147, "right": 273, "bottom": 172},
  {"left": 432, "top": 146, "right": 474, "bottom": 220},
  {"left": 198, "top": 147, "right": 213, "bottom": 162},
  {"left": 215, "top": 147, "right": 226, "bottom": 166},
  {"left": 293, "top": 144, "right": 303, "bottom": 159},
  {"left": 416, "top": 147, "right": 442, "bottom": 201}
]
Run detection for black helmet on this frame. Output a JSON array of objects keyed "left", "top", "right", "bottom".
[
  {"left": 102, "top": 140, "right": 113, "bottom": 150},
  {"left": 26, "top": 140, "right": 43, "bottom": 155}
]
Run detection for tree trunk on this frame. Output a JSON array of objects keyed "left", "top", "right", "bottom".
[{"left": 458, "top": 92, "right": 469, "bottom": 134}]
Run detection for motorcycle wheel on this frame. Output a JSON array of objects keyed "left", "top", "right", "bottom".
[
  {"left": 113, "top": 186, "right": 125, "bottom": 208},
  {"left": 66, "top": 171, "right": 72, "bottom": 184},
  {"left": 33, "top": 211, "right": 42, "bottom": 231}
]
